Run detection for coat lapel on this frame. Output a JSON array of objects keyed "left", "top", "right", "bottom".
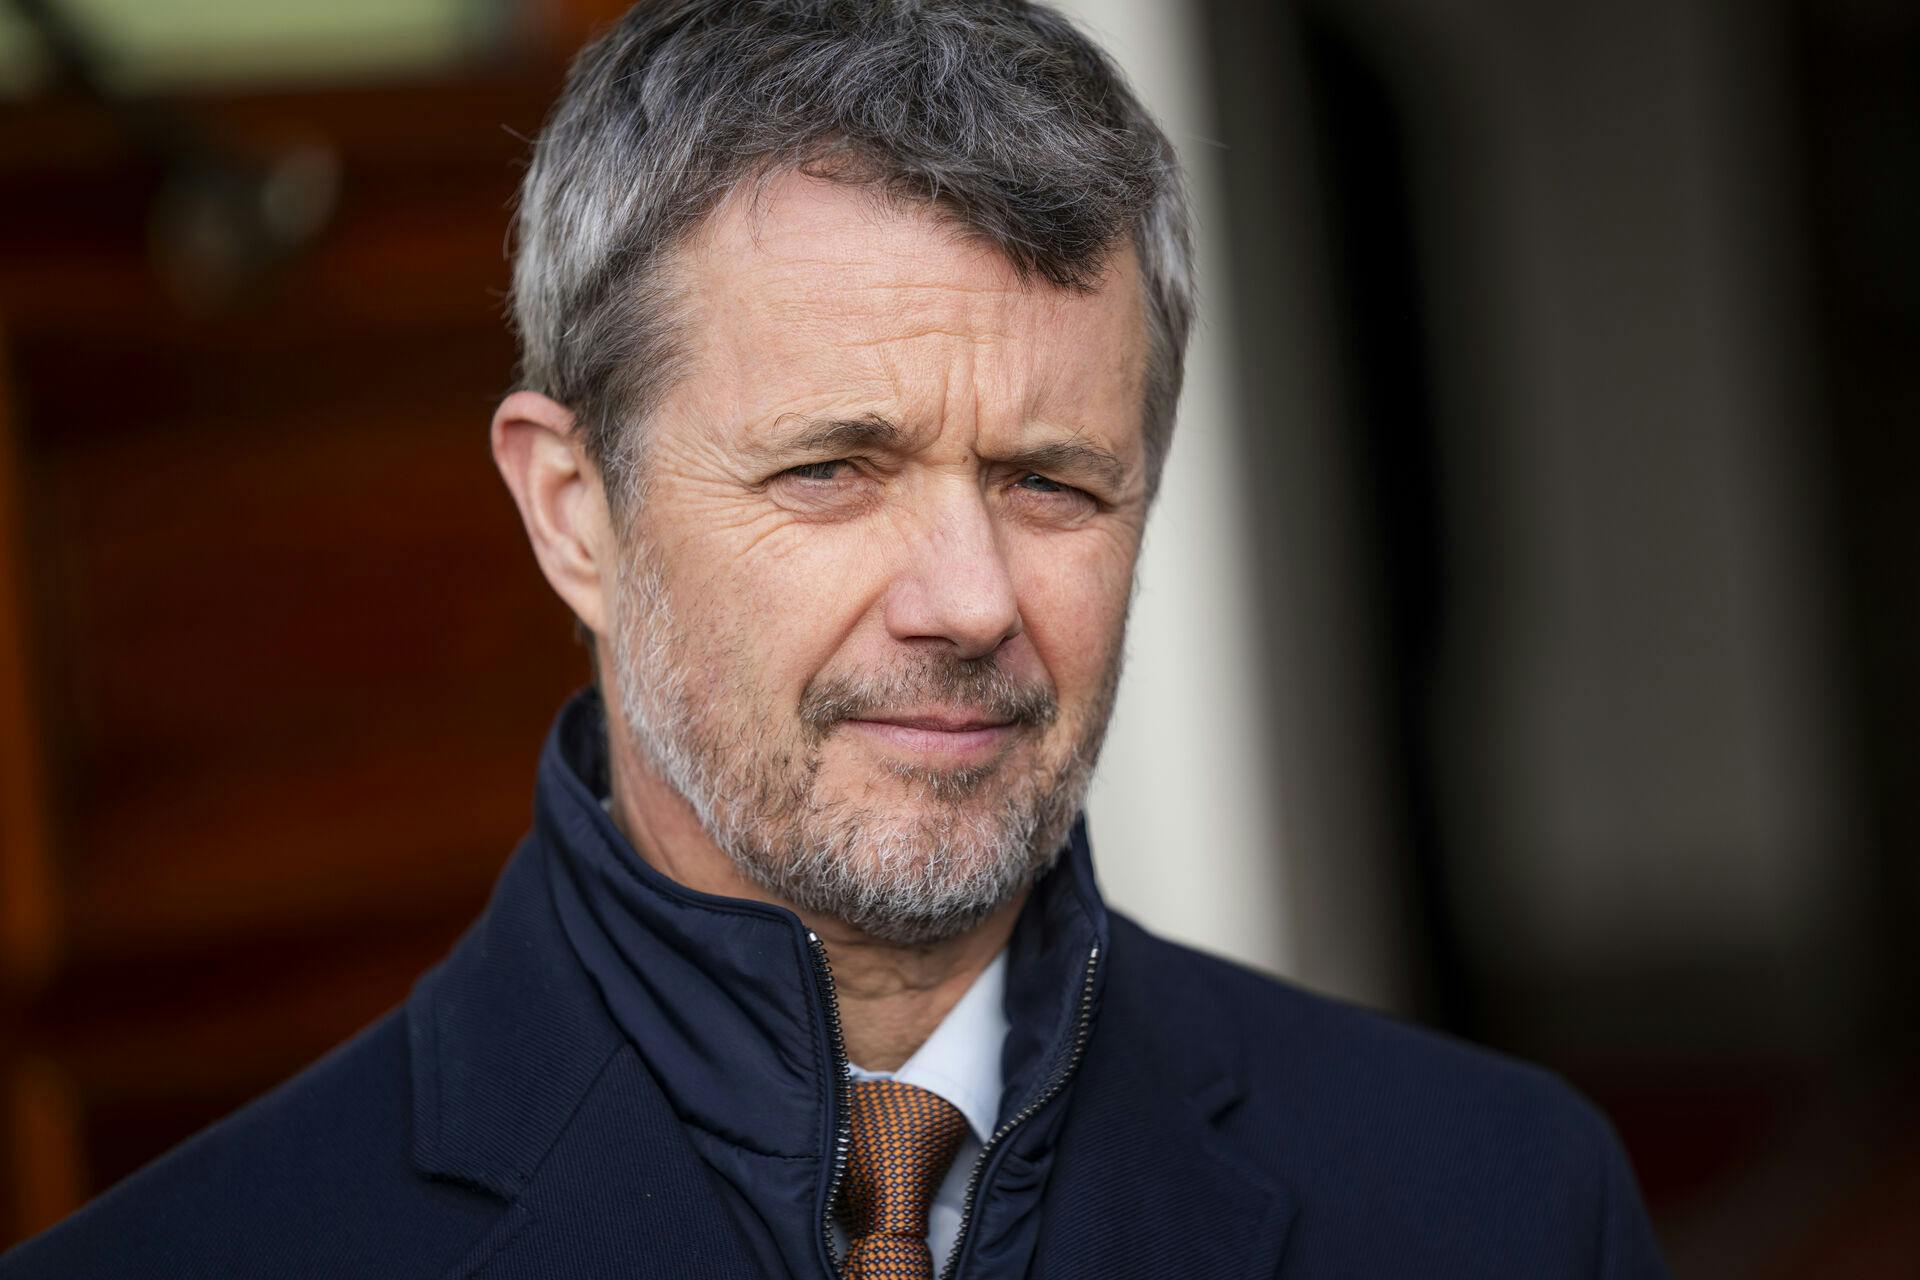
[
  {"left": 453, "top": 1047, "right": 766, "bottom": 1280},
  {"left": 1027, "top": 922, "right": 1297, "bottom": 1279},
  {"left": 408, "top": 838, "right": 765, "bottom": 1280}
]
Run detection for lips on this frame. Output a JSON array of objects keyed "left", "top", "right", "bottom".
[
  {"left": 855, "top": 713, "right": 1015, "bottom": 733},
  {"left": 839, "top": 711, "right": 1021, "bottom": 762}
]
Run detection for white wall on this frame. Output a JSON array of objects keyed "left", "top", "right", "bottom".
[{"left": 1059, "top": 0, "right": 1293, "bottom": 978}]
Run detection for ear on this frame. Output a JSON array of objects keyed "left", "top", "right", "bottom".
[{"left": 490, "top": 390, "right": 615, "bottom": 638}]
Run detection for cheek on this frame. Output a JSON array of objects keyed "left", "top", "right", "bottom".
[
  {"left": 676, "top": 518, "right": 891, "bottom": 697},
  {"left": 1010, "top": 534, "right": 1135, "bottom": 698}
]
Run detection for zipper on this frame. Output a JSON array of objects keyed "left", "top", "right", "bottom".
[
  {"left": 937, "top": 941, "right": 1102, "bottom": 1280},
  {"left": 808, "top": 930, "right": 853, "bottom": 1280}
]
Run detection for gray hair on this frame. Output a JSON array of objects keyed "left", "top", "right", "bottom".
[{"left": 508, "top": 0, "right": 1196, "bottom": 515}]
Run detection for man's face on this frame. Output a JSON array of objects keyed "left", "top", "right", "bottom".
[{"left": 607, "top": 170, "right": 1151, "bottom": 943}]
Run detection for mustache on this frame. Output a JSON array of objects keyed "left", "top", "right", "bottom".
[{"left": 798, "top": 657, "right": 1058, "bottom": 736}]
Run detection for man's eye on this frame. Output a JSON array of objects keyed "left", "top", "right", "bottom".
[
  {"left": 1015, "top": 473, "right": 1069, "bottom": 495},
  {"left": 782, "top": 459, "right": 850, "bottom": 482}
]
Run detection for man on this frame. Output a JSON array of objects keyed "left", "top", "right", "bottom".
[{"left": 3, "top": 2, "right": 1669, "bottom": 1277}]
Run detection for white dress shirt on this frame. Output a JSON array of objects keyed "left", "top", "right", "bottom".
[{"left": 836, "top": 949, "right": 1009, "bottom": 1272}]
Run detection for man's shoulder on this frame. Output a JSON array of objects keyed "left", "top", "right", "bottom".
[
  {"left": 1104, "top": 915, "right": 1668, "bottom": 1275},
  {"left": 0, "top": 1003, "right": 502, "bottom": 1280},
  {"left": 1111, "top": 911, "right": 1590, "bottom": 1119}
]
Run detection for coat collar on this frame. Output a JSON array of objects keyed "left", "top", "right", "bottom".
[{"left": 406, "top": 688, "right": 1293, "bottom": 1277}]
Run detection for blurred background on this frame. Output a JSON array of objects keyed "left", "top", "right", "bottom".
[{"left": 0, "top": 0, "right": 1913, "bottom": 1273}]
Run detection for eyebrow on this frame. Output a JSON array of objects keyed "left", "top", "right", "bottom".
[
  {"left": 767, "top": 412, "right": 1129, "bottom": 493},
  {"left": 1000, "top": 439, "right": 1128, "bottom": 493},
  {"left": 774, "top": 412, "right": 904, "bottom": 456}
]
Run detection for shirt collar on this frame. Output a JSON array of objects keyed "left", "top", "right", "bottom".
[{"left": 847, "top": 948, "right": 1008, "bottom": 1143}]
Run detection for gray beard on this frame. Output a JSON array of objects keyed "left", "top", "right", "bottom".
[{"left": 608, "top": 547, "right": 1121, "bottom": 944}]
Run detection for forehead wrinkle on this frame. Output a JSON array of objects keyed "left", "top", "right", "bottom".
[
  {"left": 770, "top": 278, "right": 1026, "bottom": 345},
  {"left": 833, "top": 326, "right": 1007, "bottom": 351},
  {"left": 755, "top": 250, "right": 1019, "bottom": 293},
  {"left": 718, "top": 285, "right": 1016, "bottom": 386}
]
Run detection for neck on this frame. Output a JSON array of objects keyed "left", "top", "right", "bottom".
[
  {"left": 811, "top": 896, "right": 1023, "bottom": 1071},
  {"left": 605, "top": 718, "right": 1021, "bottom": 1072}
]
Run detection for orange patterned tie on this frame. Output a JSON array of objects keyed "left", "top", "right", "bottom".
[{"left": 837, "top": 1078, "right": 970, "bottom": 1280}]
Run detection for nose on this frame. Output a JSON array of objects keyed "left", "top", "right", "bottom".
[{"left": 883, "top": 486, "right": 1022, "bottom": 660}]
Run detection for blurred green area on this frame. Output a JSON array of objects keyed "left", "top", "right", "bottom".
[{"left": 0, "top": 0, "right": 511, "bottom": 95}]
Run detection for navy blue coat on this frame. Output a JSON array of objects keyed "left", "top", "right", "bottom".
[{"left": 3, "top": 691, "right": 1669, "bottom": 1278}]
